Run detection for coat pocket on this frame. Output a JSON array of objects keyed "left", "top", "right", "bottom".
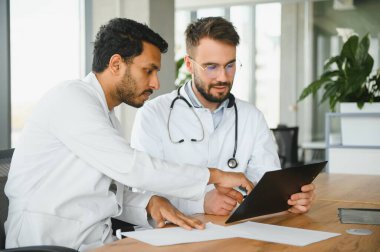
[{"left": 17, "top": 211, "right": 81, "bottom": 249}]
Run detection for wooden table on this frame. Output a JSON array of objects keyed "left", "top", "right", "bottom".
[
  {"left": 315, "top": 173, "right": 380, "bottom": 204},
  {"left": 92, "top": 173, "right": 380, "bottom": 252}
]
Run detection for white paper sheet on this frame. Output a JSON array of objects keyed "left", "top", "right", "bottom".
[
  {"left": 228, "top": 222, "right": 341, "bottom": 246},
  {"left": 123, "top": 223, "right": 238, "bottom": 246},
  {"left": 122, "top": 222, "right": 340, "bottom": 247}
]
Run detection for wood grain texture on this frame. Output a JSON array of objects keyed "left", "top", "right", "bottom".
[
  {"left": 91, "top": 174, "right": 380, "bottom": 252},
  {"left": 315, "top": 173, "right": 380, "bottom": 204}
]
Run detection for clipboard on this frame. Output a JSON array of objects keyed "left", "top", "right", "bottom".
[{"left": 225, "top": 161, "right": 327, "bottom": 224}]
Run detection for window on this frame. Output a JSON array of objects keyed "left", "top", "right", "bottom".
[
  {"left": 10, "top": 0, "right": 83, "bottom": 146},
  {"left": 254, "top": 3, "right": 281, "bottom": 128},
  {"left": 230, "top": 6, "right": 254, "bottom": 103}
]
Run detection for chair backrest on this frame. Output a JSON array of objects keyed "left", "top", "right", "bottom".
[
  {"left": 271, "top": 126, "right": 299, "bottom": 168},
  {"left": 0, "top": 176, "right": 8, "bottom": 249},
  {"left": 0, "top": 148, "right": 14, "bottom": 249}
]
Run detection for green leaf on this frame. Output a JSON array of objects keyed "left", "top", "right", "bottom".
[
  {"left": 341, "top": 35, "right": 359, "bottom": 61},
  {"left": 320, "top": 82, "right": 338, "bottom": 103},
  {"left": 298, "top": 80, "right": 322, "bottom": 101},
  {"left": 356, "top": 34, "right": 371, "bottom": 65},
  {"left": 320, "top": 70, "right": 340, "bottom": 79},
  {"left": 323, "top": 56, "right": 340, "bottom": 71},
  {"left": 357, "top": 101, "right": 365, "bottom": 109},
  {"left": 329, "top": 96, "right": 339, "bottom": 112}
]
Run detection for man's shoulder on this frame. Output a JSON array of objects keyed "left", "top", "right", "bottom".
[
  {"left": 37, "top": 79, "right": 99, "bottom": 112},
  {"left": 234, "top": 97, "right": 262, "bottom": 115},
  {"left": 47, "top": 78, "right": 87, "bottom": 94}
]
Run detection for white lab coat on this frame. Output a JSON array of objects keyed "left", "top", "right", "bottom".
[
  {"left": 131, "top": 81, "right": 281, "bottom": 216},
  {"left": 4, "top": 73, "right": 210, "bottom": 251}
]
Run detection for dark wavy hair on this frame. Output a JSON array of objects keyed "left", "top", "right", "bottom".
[
  {"left": 92, "top": 18, "right": 168, "bottom": 73},
  {"left": 185, "top": 17, "right": 239, "bottom": 56}
]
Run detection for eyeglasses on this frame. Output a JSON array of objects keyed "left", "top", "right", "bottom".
[{"left": 189, "top": 57, "right": 242, "bottom": 79}]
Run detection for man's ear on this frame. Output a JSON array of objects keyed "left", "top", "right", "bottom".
[
  {"left": 109, "top": 54, "right": 123, "bottom": 75},
  {"left": 184, "top": 55, "right": 193, "bottom": 74}
]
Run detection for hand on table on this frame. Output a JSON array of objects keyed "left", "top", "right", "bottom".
[
  {"left": 287, "top": 183, "right": 316, "bottom": 213},
  {"left": 146, "top": 195, "right": 205, "bottom": 230}
]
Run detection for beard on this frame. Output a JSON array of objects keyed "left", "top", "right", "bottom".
[
  {"left": 193, "top": 72, "right": 232, "bottom": 103},
  {"left": 116, "top": 68, "right": 153, "bottom": 108}
]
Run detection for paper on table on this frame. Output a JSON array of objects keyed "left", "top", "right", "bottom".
[
  {"left": 123, "top": 223, "right": 238, "bottom": 246},
  {"left": 228, "top": 222, "right": 340, "bottom": 246},
  {"left": 122, "top": 222, "right": 340, "bottom": 247}
]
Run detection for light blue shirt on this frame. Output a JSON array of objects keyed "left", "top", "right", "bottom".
[{"left": 184, "top": 81, "right": 229, "bottom": 129}]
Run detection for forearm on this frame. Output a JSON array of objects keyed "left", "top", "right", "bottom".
[
  {"left": 118, "top": 190, "right": 153, "bottom": 227},
  {"left": 169, "top": 185, "right": 214, "bottom": 215},
  {"left": 207, "top": 168, "right": 221, "bottom": 185},
  {"left": 208, "top": 168, "right": 254, "bottom": 194}
]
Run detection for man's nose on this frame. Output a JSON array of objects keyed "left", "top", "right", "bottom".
[
  {"left": 149, "top": 74, "right": 160, "bottom": 90},
  {"left": 215, "top": 67, "right": 229, "bottom": 82}
]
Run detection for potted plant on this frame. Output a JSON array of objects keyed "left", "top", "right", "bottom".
[{"left": 298, "top": 34, "right": 380, "bottom": 146}]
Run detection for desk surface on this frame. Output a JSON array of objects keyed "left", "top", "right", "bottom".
[
  {"left": 315, "top": 173, "right": 380, "bottom": 204},
  {"left": 92, "top": 173, "right": 380, "bottom": 252}
]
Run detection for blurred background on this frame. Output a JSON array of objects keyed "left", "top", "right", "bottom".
[{"left": 1, "top": 0, "right": 379, "bottom": 171}]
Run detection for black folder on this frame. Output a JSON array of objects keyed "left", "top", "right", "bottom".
[
  {"left": 338, "top": 208, "right": 380, "bottom": 225},
  {"left": 225, "top": 161, "right": 327, "bottom": 224}
]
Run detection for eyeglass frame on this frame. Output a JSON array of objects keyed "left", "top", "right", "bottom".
[{"left": 188, "top": 56, "right": 242, "bottom": 79}]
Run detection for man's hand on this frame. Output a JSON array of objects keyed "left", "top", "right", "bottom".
[
  {"left": 287, "top": 183, "right": 315, "bottom": 213},
  {"left": 146, "top": 195, "right": 205, "bottom": 230},
  {"left": 208, "top": 168, "right": 254, "bottom": 196},
  {"left": 204, "top": 189, "right": 240, "bottom": 216}
]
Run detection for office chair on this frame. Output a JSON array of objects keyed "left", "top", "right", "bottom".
[
  {"left": 0, "top": 148, "right": 77, "bottom": 252},
  {"left": 271, "top": 126, "right": 304, "bottom": 169}
]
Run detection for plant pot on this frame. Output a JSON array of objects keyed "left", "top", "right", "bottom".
[{"left": 340, "top": 102, "right": 380, "bottom": 146}]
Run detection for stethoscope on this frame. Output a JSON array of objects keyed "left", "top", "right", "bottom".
[{"left": 167, "top": 85, "right": 239, "bottom": 169}]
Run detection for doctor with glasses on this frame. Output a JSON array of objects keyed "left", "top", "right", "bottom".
[{"left": 129, "top": 17, "right": 316, "bottom": 224}]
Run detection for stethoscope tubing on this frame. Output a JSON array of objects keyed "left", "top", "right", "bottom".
[{"left": 167, "top": 84, "right": 239, "bottom": 168}]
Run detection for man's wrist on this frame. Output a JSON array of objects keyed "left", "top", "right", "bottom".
[
  {"left": 208, "top": 168, "right": 221, "bottom": 185},
  {"left": 146, "top": 195, "right": 158, "bottom": 214}
]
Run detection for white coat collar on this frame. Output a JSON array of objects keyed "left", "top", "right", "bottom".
[{"left": 83, "top": 72, "right": 113, "bottom": 115}]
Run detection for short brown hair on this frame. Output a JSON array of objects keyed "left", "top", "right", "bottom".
[{"left": 185, "top": 17, "right": 240, "bottom": 56}]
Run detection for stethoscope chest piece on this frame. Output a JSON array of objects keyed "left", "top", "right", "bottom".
[{"left": 227, "top": 158, "right": 238, "bottom": 169}]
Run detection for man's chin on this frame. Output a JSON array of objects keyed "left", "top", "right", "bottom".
[
  {"left": 124, "top": 100, "right": 145, "bottom": 108},
  {"left": 209, "top": 93, "right": 229, "bottom": 103}
]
